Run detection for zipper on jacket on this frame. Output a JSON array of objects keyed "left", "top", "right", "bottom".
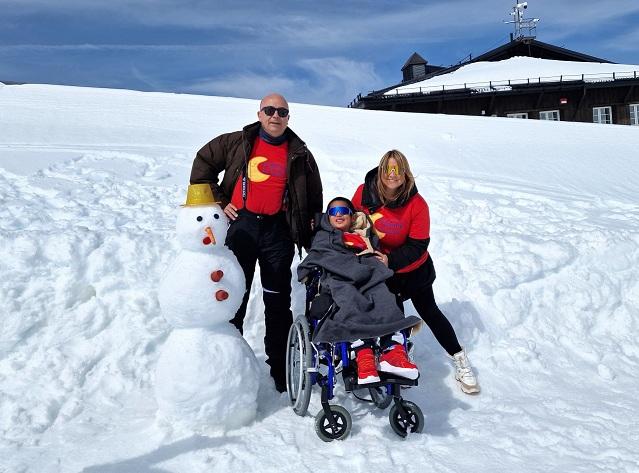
[
  {"left": 241, "top": 129, "right": 252, "bottom": 205},
  {"left": 287, "top": 147, "right": 307, "bottom": 258}
]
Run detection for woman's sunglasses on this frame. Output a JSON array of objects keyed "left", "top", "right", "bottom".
[
  {"left": 328, "top": 206, "right": 353, "bottom": 217},
  {"left": 260, "top": 106, "right": 289, "bottom": 118},
  {"left": 383, "top": 164, "right": 402, "bottom": 176}
]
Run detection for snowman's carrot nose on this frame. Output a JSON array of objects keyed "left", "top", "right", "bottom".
[{"left": 204, "top": 226, "right": 216, "bottom": 245}]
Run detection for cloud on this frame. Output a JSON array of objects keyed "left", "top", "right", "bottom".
[
  {"left": 603, "top": 27, "right": 639, "bottom": 53},
  {"left": 182, "top": 57, "right": 383, "bottom": 106},
  {"left": 297, "top": 57, "right": 385, "bottom": 105},
  {"left": 130, "top": 65, "right": 164, "bottom": 90},
  {"left": 183, "top": 72, "right": 298, "bottom": 101},
  {"left": 0, "top": 1, "right": 530, "bottom": 50},
  {"left": 4, "top": 0, "right": 639, "bottom": 41},
  {"left": 533, "top": 1, "right": 639, "bottom": 27},
  {"left": 0, "top": 44, "right": 236, "bottom": 52},
  {"left": 5, "top": 1, "right": 637, "bottom": 56}
]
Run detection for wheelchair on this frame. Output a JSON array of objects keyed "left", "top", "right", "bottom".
[{"left": 285, "top": 268, "right": 425, "bottom": 442}]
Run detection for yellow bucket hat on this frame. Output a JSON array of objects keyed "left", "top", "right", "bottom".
[{"left": 182, "top": 183, "right": 221, "bottom": 207}]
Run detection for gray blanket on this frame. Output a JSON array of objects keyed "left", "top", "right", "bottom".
[{"left": 298, "top": 214, "right": 421, "bottom": 343}]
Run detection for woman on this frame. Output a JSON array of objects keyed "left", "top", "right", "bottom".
[{"left": 351, "top": 150, "right": 480, "bottom": 394}]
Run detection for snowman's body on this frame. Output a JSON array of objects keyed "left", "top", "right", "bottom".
[
  {"left": 155, "top": 202, "right": 259, "bottom": 431},
  {"left": 159, "top": 248, "right": 244, "bottom": 328}
]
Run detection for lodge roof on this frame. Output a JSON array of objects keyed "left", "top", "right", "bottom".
[
  {"left": 368, "top": 38, "right": 614, "bottom": 97},
  {"left": 471, "top": 38, "right": 611, "bottom": 64}
]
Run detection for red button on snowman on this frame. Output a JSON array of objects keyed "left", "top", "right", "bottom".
[{"left": 155, "top": 184, "right": 259, "bottom": 432}]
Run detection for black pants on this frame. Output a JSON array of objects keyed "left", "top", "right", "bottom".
[
  {"left": 387, "top": 261, "right": 462, "bottom": 356},
  {"left": 226, "top": 210, "right": 294, "bottom": 386}
]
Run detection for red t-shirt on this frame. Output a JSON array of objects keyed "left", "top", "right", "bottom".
[
  {"left": 352, "top": 184, "right": 430, "bottom": 273},
  {"left": 231, "top": 137, "right": 288, "bottom": 215}
]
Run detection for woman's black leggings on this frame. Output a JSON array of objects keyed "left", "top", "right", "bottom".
[{"left": 409, "top": 285, "right": 462, "bottom": 356}]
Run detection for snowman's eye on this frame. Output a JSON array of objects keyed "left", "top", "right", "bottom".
[
  {"left": 214, "top": 214, "right": 220, "bottom": 219},
  {"left": 197, "top": 216, "right": 203, "bottom": 222}
]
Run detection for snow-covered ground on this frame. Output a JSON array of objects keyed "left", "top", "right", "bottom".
[
  {"left": 1, "top": 83, "right": 639, "bottom": 472},
  {"left": 386, "top": 56, "right": 639, "bottom": 95}
]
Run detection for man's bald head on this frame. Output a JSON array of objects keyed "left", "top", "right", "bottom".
[
  {"left": 260, "top": 93, "right": 289, "bottom": 110},
  {"left": 257, "top": 93, "right": 290, "bottom": 138}
]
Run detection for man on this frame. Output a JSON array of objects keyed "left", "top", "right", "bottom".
[{"left": 190, "top": 93, "right": 323, "bottom": 392}]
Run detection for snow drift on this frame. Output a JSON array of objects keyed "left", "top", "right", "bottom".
[{"left": 1, "top": 83, "right": 638, "bottom": 472}]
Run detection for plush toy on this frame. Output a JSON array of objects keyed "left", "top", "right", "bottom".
[{"left": 350, "top": 211, "right": 376, "bottom": 256}]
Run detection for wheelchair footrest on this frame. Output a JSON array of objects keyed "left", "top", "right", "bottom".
[{"left": 343, "top": 373, "right": 419, "bottom": 392}]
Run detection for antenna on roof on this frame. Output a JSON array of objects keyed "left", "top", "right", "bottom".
[{"left": 504, "top": 2, "right": 540, "bottom": 41}]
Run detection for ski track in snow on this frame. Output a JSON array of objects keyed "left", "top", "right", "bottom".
[{"left": 1, "top": 85, "right": 639, "bottom": 473}]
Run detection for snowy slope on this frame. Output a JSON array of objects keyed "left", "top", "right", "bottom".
[
  {"left": 1, "top": 84, "right": 639, "bottom": 473},
  {"left": 386, "top": 56, "right": 639, "bottom": 95}
]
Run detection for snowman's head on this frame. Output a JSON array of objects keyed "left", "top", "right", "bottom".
[{"left": 176, "top": 204, "right": 229, "bottom": 252}]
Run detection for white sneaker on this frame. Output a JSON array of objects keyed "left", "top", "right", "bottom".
[{"left": 452, "top": 348, "right": 480, "bottom": 394}]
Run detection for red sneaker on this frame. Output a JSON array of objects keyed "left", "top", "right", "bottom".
[
  {"left": 379, "top": 344, "right": 419, "bottom": 380},
  {"left": 355, "top": 347, "right": 380, "bottom": 384}
]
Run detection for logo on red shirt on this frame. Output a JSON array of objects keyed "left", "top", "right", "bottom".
[
  {"left": 248, "top": 156, "right": 287, "bottom": 182},
  {"left": 370, "top": 212, "right": 404, "bottom": 239}
]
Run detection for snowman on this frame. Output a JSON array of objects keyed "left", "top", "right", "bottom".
[{"left": 155, "top": 183, "right": 260, "bottom": 432}]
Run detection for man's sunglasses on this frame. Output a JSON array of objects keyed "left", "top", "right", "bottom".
[
  {"left": 260, "top": 106, "right": 289, "bottom": 118},
  {"left": 328, "top": 206, "right": 352, "bottom": 217}
]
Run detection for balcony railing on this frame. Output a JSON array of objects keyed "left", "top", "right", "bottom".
[{"left": 384, "top": 71, "right": 639, "bottom": 97}]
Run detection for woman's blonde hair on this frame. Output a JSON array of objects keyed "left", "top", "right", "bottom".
[{"left": 375, "top": 149, "right": 415, "bottom": 205}]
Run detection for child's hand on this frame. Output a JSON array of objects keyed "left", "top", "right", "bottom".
[{"left": 374, "top": 251, "right": 388, "bottom": 267}]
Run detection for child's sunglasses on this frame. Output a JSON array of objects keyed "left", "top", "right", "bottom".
[
  {"left": 328, "top": 206, "right": 353, "bottom": 217},
  {"left": 260, "top": 106, "right": 290, "bottom": 118}
]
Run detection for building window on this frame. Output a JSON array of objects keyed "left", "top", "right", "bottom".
[
  {"left": 593, "top": 106, "right": 612, "bottom": 124},
  {"left": 507, "top": 113, "right": 528, "bottom": 119},
  {"left": 630, "top": 104, "right": 639, "bottom": 126},
  {"left": 539, "top": 110, "right": 560, "bottom": 121}
]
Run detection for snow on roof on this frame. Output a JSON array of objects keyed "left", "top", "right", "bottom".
[{"left": 385, "top": 56, "right": 639, "bottom": 95}]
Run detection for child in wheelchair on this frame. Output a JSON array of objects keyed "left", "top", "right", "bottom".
[{"left": 298, "top": 197, "right": 422, "bottom": 385}]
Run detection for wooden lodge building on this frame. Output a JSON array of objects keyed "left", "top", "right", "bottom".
[{"left": 349, "top": 6, "right": 639, "bottom": 126}]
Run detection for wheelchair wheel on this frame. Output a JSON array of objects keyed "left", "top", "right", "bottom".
[
  {"left": 286, "top": 315, "right": 313, "bottom": 416},
  {"left": 369, "top": 386, "right": 393, "bottom": 409},
  {"left": 389, "top": 400, "right": 424, "bottom": 438},
  {"left": 314, "top": 405, "right": 352, "bottom": 442}
]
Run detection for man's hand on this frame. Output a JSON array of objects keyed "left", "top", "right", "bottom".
[
  {"left": 374, "top": 250, "right": 389, "bottom": 267},
  {"left": 224, "top": 203, "right": 239, "bottom": 221}
]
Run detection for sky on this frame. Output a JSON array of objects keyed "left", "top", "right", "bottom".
[{"left": 2, "top": 0, "right": 639, "bottom": 106}]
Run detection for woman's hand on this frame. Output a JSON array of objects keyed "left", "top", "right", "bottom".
[{"left": 374, "top": 250, "right": 389, "bottom": 267}]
